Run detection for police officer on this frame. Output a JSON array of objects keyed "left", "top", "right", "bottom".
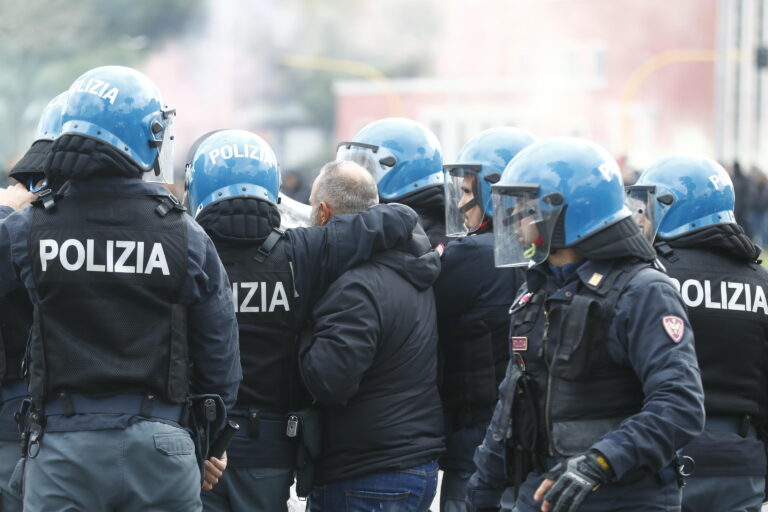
[
  {"left": 627, "top": 156, "right": 768, "bottom": 512},
  {"left": 467, "top": 138, "right": 705, "bottom": 512},
  {"left": 336, "top": 117, "right": 449, "bottom": 247},
  {"left": 185, "top": 130, "right": 421, "bottom": 511},
  {"left": 436, "top": 127, "right": 535, "bottom": 511},
  {"left": 0, "top": 66, "right": 241, "bottom": 511},
  {"left": 0, "top": 92, "right": 63, "bottom": 511}
]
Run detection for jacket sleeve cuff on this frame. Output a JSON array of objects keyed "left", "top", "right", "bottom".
[{"left": 591, "top": 439, "right": 634, "bottom": 480}]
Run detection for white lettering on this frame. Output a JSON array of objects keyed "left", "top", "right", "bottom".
[
  {"left": 220, "top": 145, "right": 233, "bottom": 160},
  {"left": 114, "top": 241, "right": 136, "bottom": 273},
  {"left": 704, "top": 280, "right": 720, "bottom": 309},
  {"left": 86, "top": 239, "right": 105, "bottom": 272},
  {"left": 37, "top": 238, "right": 170, "bottom": 275},
  {"left": 106, "top": 240, "right": 114, "bottom": 272},
  {"left": 39, "top": 240, "right": 58, "bottom": 271},
  {"left": 59, "top": 239, "right": 85, "bottom": 271},
  {"left": 727, "top": 282, "right": 746, "bottom": 311},
  {"left": 753, "top": 285, "right": 768, "bottom": 314},
  {"left": 250, "top": 145, "right": 260, "bottom": 159},
  {"left": 233, "top": 144, "right": 245, "bottom": 158},
  {"left": 208, "top": 149, "right": 221, "bottom": 164},
  {"left": 681, "top": 279, "right": 704, "bottom": 308},
  {"left": 709, "top": 174, "right": 723, "bottom": 190},
  {"left": 88, "top": 79, "right": 103, "bottom": 95},
  {"left": 269, "top": 282, "right": 290, "bottom": 312},
  {"left": 135, "top": 241, "right": 144, "bottom": 274},
  {"left": 677, "top": 278, "right": 767, "bottom": 315},
  {"left": 101, "top": 87, "right": 119, "bottom": 105},
  {"left": 232, "top": 281, "right": 291, "bottom": 313},
  {"left": 239, "top": 282, "right": 259, "bottom": 313},
  {"left": 144, "top": 243, "right": 169, "bottom": 276}
]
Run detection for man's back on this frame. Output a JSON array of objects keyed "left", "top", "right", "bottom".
[{"left": 299, "top": 231, "right": 445, "bottom": 485}]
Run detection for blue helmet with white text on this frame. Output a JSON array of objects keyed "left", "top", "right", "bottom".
[
  {"left": 60, "top": 66, "right": 176, "bottom": 183},
  {"left": 492, "top": 138, "right": 631, "bottom": 267},
  {"left": 337, "top": 117, "right": 443, "bottom": 200},
  {"left": 185, "top": 129, "right": 281, "bottom": 218},
  {"left": 628, "top": 156, "right": 735, "bottom": 241},
  {"left": 444, "top": 127, "right": 537, "bottom": 236}
]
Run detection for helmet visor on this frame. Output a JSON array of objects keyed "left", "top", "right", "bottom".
[
  {"left": 336, "top": 142, "right": 397, "bottom": 184},
  {"left": 625, "top": 185, "right": 659, "bottom": 243},
  {"left": 444, "top": 164, "right": 484, "bottom": 236},
  {"left": 492, "top": 185, "right": 562, "bottom": 267},
  {"left": 145, "top": 107, "right": 176, "bottom": 184}
]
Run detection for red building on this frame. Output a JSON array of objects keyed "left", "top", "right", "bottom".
[{"left": 334, "top": 0, "right": 717, "bottom": 167}]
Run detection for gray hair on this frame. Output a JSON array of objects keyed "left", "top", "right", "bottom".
[{"left": 315, "top": 160, "right": 379, "bottom": 214}]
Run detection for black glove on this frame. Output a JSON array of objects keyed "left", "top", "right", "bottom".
[{"left": 540, "top": 451, "right": 613, "bottom": 512}]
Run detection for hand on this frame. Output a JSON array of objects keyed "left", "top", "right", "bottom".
[
  {"left": 0, "top": 183, "right": 37, "bottom": 211},
  {"left": 533, "top": 451, "right": 613, "bottom": 512},
  {"left": 201, "top": 451, "right": 227, "bottom": 491}
]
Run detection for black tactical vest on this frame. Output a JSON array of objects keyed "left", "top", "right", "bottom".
[
  {"left": 0, "top": 289, "right": 33, "bottom": 383},
  {"left": 28, "top": 192, "right": 188, "bottom": 405},
  {"left": 441, "top": 315, "right": 510, "bottom": 427},
  {"left": 508, "top": 260, "right": 647, "bottom": 458},
  {"left": 657, "top": 244, "right": 768, "bottom": 421},
  {"left": 214, "top": 229, "right": 301, "bottom": 412}
]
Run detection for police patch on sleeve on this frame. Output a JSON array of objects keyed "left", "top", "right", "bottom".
[{"left": 662, "top": 315, "right": 685, "bottom": 343}]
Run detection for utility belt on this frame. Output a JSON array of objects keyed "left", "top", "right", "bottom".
[
  {"left": 705, "top": 414, "right": 757, "bottom": 438},
  {"left": 682, "top": 413, "right": 766, "bottom": 477},
  {"left": 41, "top": 392, "right": 186, "bottom": 423},
  {"left": 228, "top": 409, "right": 295, "bottom": 441},
  {"left": 16, "top": 392, "right": 227, "bottom": 475}
]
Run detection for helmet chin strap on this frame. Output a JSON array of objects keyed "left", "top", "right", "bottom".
[{"left": 459, "top": 197, "right": 479, "bottom": 214}]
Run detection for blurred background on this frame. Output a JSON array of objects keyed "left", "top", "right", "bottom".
[{"left": 3, "top": 0, "right": 768, "bottom": 243}]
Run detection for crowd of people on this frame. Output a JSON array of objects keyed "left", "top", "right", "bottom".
[{"left": 0, "top": 64, "right": 764, "bottom": 512}]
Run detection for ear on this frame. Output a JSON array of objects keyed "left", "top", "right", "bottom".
[{"left": 320, "top": 201, "right": 332, "bottom": 225}]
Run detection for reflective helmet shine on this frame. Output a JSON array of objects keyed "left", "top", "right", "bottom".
[
  {"left": 444, "top": 127, "right": 536, "bottom": 236},
  {"left": 492, "top": 137, "right": 631, "bottom": 267},
  {"left": 185, "top": 129, "right": 280, "bottom": 218},
  {"left": 628, "top": 156, "right": 735, "bottom": 241},
  {"left": 61, "top": 65, "right": 176, "bottom": 183},
  {"left": 336, "top": 117, "right": 443, "bottom": 200},
  {"left": 9, "top": 91, "right": 68, "bottom": 188}
]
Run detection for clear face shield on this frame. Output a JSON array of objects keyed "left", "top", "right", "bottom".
[
  {"left": 444, "top": 165, "right": 485, "bottom": 236},
  {"left": 492, "top": 185, "right": 564, "bottom": 267},
  {"left": 146, "top": 107, "right": 176, "bottom": 184},
  {"left": 336, "top": 141, "right": 397, "bottom": 183},
  {"left": 625, "top": 185, "right": 664, "bottom": 243}
]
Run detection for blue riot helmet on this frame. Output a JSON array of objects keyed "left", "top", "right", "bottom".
[
  {"left": 492, "top": 138, "right": 631, "bottom": 267},
  {"left": 60, "top": 66, "right": 176, "bottom": 183},
  {"left": 336, "top": 117, "right": 443, "bottom": 200},
  {"left": 627, "top": 156, "right": 735, "bottom": 242},
  {"left": 185, "top": 129, "right": 280, "bottom": 218},
  {"left": 444, "top": 127, "right": 536, "bottom": 236},
  {"left": 9, "top": 91, "right": 68, "bottom": 190}
]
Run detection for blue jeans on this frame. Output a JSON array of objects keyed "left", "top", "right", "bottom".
[{"left": 308, "top": 460, "right": 438, "bottom": 512}]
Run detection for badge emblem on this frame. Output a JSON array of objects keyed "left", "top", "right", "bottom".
[
  {"left": 518, "top": 292, "right": 533, "bottom": 306},
  {"left": 511, "top": 337, "right": 528, "bottom": 351},
  {"left": 662, "top": 315, "right": 685, "bottom": 343}
]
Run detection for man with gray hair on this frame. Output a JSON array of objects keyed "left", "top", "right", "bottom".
[
  {"left": 309, "top": 160, "right": 380, "bottom": 225},
  {"left": 300, "top": 160, "right": 445, "bottom": 511}
]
